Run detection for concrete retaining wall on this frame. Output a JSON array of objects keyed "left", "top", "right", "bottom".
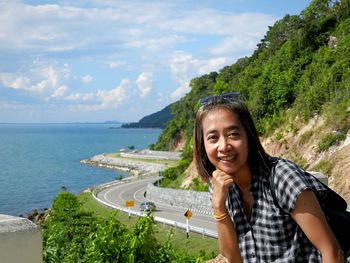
[
  {"left": 146, "top": 183, "right": 213, "bottom": 214},
  {"left": 0, "top": 214, "right": 42, "bottom": 263}
]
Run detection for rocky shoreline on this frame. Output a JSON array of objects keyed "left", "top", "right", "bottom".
[{"left": 80, "top": 153, "right": 167, "bottom": 177}]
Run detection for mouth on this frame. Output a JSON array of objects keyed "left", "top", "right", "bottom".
[{"left": 218, "top": 154, "right": 236, "bottom": 162}]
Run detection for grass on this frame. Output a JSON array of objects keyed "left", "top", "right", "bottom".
[
  {"left": 317, "top": 132, "right": 346, "bottom": 152},
  {"left": 312, "top": 160, "right": 333, "bottom": 175},
  {"left": 77, "top": 192, "right": 219, "bottom": 258}
]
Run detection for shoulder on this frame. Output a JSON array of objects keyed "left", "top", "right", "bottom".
[
  {"left": 273, "top": 158, "right": 304, "bottom": 176},
  {"left": 270, "top": 157, "right": 325, "bottom": 213}
]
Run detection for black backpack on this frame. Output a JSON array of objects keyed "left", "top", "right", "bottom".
[{"left": 269, "top": 168, "right": 350, "bottom": 258}]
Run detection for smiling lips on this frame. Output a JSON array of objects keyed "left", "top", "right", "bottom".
[{"left": 218, "top": 154, "right": 236, "bottom": 161}]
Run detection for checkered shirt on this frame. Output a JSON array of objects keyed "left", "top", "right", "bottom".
[{"left": 213, "top": 158, "right": 327, "bottom": 262}]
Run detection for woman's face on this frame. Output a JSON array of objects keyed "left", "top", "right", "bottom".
[{"left": 202, "top": 107, "right": 249, "bottom": 176}]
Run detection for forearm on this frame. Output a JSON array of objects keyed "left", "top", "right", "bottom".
[
  {"left": 214, "top": 207, "right": 242, "bottom": 263},
  {"left": 321, "top": 248, "right": 344, "bottom": 263}
]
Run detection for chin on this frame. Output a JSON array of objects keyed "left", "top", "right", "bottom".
[{"left": 218, "top": 166, "right": 238, "bottom": 175}]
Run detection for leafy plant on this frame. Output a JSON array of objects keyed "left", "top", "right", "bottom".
[
  {"left": 317, "top": 132, "right": 346, "bottom": 152},
  {"left": 43, "top": 191, "right": 213, "bottom": 262},
  {"left": 188, "top": 177, "right": 209, "bottom": 192},
  {"left": 313, "top": 160, "right": 333, "bottom": 175}
]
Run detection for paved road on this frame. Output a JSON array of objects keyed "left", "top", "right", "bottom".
[{"left": 96, "top": 176, "right": 217, "bottom": 235}]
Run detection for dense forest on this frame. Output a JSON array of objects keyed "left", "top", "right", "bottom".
[
  {"left": 152, "top": 0, "right": 350, "bottom": 184},
  {"left": 121, "top": 104, "right": 173, "bottom": 129}
]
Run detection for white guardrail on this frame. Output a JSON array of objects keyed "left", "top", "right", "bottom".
[{"left": 92, "top": 180, "right": 218, "bottom": 239}]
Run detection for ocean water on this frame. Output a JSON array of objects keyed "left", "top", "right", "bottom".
[{"left": 0, "top": 123, "right": 161, "bottom": 216}]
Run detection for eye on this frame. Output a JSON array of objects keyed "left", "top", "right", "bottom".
[
  {"left": 206, "top": 134, "right": 218, "bottom": 142},
  {"left": 228, "top": 130, "right": 240, "bottom": 138}
]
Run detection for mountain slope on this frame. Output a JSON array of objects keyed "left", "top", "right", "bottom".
[{"left": 121, "top": 104, "right": 173, "bottom": 129}]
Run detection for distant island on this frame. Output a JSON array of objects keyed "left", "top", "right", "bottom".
[
  {"left": 121, "top": 104, "right": 173, "bottom": 129},
  {"left": 69, "top": 120, "right": 122, "bottom": 125}
]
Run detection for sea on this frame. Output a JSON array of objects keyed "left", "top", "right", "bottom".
[{"left": 0, "top": 123, "right": 162, "bottom": 216}]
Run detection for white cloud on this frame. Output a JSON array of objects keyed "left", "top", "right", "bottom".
[
  {"left": 171, "top": 82, "right": 190, "bottom": 99},
  {"left": 96, "top": 86, "right": 125, "bottom": 108},
  {"left": 51, "top": 85, "right": 68, "bottom": 99},
  {"left": 169, "top": 51, "right": 228, "bottom": 98},
  {"left": 0, "top": 60, "right": 71, "bottom": 96},
  {"left": 162, "top": 9, "right": 276, "bottom": 36},
  {"left": 170, "top": 52, "right": 198, "bottom": 83},
  {"left": 136, "top": 72, "right": 153, "bottom": 97},
  {"left": 109, "top": 61, "right": 126, "bottom": 69},
  {"left": 209, "top": 35, "right": 261, "bottom": 57},
  {"left": 65, "top": 79, "right": 130, "bottom": 112},
  {"left": 81, "top": 75, "right": 93, "bottom": 84},
  {"left": 65, "top": 92, "right": 94, "bottom": 101},
  {"left": 0, "top": 73, "right": 30, "bottom": 90},
  {"left": 91, "top": 78, "right": 130, "bottom": 111},
  {"left": 0, "top": 1, "right": 276, "bottom": 57},
  {"left": 30, "top": 65, "right": 60, "bottom": 93},
  {"left": 198, "top": 57, "right": 228, "bottom": 75}
]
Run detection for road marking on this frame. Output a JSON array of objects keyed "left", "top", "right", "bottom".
[
  {"left": 103, "top": 177, "right": 159, "bottom": 206},
  {"left": 101, "top": 177, "right": 212, "bottom": 221}
]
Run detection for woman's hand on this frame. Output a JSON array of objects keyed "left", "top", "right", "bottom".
[{"left": 211, "top": 170, "right": 235, "bottom": 211}]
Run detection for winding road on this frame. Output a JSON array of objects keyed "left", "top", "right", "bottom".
[{"left": 95, "top": 176, "right": 217, "bottom": 236}]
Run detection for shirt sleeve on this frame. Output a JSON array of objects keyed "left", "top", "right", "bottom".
[{"left": 272, "top": 158, "right": 326, "bottom": 214}]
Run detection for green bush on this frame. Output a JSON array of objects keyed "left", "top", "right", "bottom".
[
  {"left": 43, "top": 191, "right": 212, "bottom": 262},
  {"left": 299, "top": 130, "right": 314, "bottom": 145},
  {"left": 313, "top": 160, "right": 333, "bottom": 175},
  {"left": 188, "top": 177, "right": 209, "bottom": 192},
  {"left": 317, "top": 132, "right": 346, "bottom": 152},
  {"left": 162, "top": 159, "right": 190, "bottom": 181}
]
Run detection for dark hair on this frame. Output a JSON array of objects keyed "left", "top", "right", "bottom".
[{"left": 193, "top": 94, "right": 271, "bottom": 182}]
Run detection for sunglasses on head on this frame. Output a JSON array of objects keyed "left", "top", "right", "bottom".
[{"left": 199, "top": 92, "right": 242, "bottom": 106}]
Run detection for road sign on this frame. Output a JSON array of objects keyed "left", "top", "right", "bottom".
[
  {"left": 184, "top": 209, "right": 192, "bottom": 219},
  {"left": 125, "top": 200, "right": 135, "bottom": 207}
]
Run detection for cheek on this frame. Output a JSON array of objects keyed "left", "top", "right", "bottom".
[{"left": 204, "top": 143, "right": 216, "bottom": 158}]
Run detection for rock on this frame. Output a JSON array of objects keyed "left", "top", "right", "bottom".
[
  {"left": 205, "top": 254, "right": 228, "bottom": 263},
  {"left": 25, "top": 208, "right": 50, "bottom": 225},
  {"left": 328, "top": 36, "right": 337, "bottom": 48}
]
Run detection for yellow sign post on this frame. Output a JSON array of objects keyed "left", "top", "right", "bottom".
[
  {"left": 125, "top": 200, "right": 135, "bottom": 207},
  {"left": 125, "top": 200, "right": 134, "bottom": 218},
  {"left": 184, "top": 209, "right": 192, "bottom": 219},
  {"left": 184, "top": 209, "right": 192, "bottom": 238}
]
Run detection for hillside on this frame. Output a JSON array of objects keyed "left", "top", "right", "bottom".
[
  {"left": 152, "top": 0, "right": 350, "bottom": 201},
  {"left": 121, "top": 104, "right": 173, "bottom": 129},
  {"left": 262, "top": 114, "right": 350, "bottom": 202}
]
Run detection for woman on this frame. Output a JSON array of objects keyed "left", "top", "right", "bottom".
[{"left": 193, "top": 92, "right": 344, "bottom": 262}]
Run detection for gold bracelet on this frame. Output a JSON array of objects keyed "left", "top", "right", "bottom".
[
  {"left": 214, "top": 213, "right": 228, "bottom": 222},
  {"left": 213, "top": 212, "right": 228, "bottom": 220}
]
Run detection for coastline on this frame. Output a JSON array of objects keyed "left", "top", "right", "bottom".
[
  {"left": 80, "top": 150, "right": 180, "bottom": 178},
  {"left": 26, "top": 151, "right": 174, "bottom": 224}
]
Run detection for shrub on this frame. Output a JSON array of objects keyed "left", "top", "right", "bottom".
[
  {"left": 313, "top": 160, "right": 333, "bottom": 175},
  {"left": 317, "top": 132, "right": 346, "bottom": 152},
  {"left": 188, "top": 177, "right": 209, "bottom": 192}
]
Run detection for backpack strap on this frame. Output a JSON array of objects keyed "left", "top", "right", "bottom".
[{"left": 306, "top": 172, "right": 347, "bottom": 212}]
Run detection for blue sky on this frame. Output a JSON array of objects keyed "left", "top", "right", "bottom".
[{"left": 0, "top": 0, "right": 312, "bottom": 123}]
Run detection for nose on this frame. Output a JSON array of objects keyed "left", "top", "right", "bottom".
[{"left": 218, "top": 137, "right": 230, "bottom": 151}]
